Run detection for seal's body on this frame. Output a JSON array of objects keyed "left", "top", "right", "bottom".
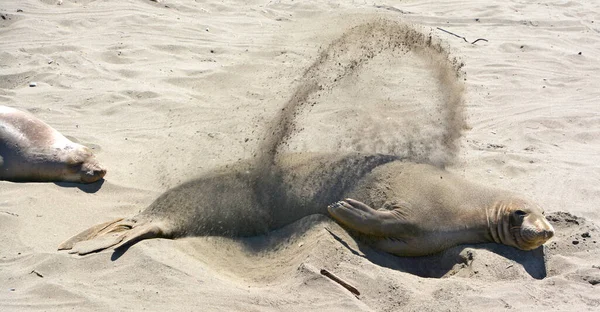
[
  {"left": 59, "top": 153, "right": 554, "bottom": 256},
  {"left": 0, "top": 105, "right": 106, "bottom": 183}
]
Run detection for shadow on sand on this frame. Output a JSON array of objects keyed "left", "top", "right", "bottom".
[{"left": 54, "top": 178, "right": 105, "bottom": 193}]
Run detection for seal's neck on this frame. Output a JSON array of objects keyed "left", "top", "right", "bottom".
[{"left": 486, "top": 200, "right": 517, "bottom": 248}]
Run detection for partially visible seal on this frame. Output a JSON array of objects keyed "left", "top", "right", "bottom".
[
  {"left": 0, "top": 105, "right": 106, "bottom": 183},
  {"left": 58, "top": 153, "right": 553, "bottom": 256}
]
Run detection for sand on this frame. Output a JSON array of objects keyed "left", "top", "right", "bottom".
[{"left": 1, "top": 0, "right": 600, "bottom": 311}]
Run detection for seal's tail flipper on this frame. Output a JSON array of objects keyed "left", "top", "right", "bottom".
[{"left": 58, "top": 218, "right": 165, "bottom": 255}]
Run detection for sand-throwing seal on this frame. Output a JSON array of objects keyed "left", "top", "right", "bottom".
[
  {"left": 58, "top": 153, "right": 554, "bottom": 256},
  {"left": 59, "top": 20, "right": 552, "bottom": 256},
  {"left": 0, "top": 105, "right": 106, "bottom": 183}
]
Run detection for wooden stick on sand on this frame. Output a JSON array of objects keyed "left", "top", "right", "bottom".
[{"left": 320, "top": 269, "right": 361, "bottom": 297}]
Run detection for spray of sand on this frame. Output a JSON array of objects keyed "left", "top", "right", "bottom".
[
  {"left": 248, "top": 19, "right": 467, "bottom": 224},
  {"left": 257, "top": 19, "right": 466, "bottom": 172}
]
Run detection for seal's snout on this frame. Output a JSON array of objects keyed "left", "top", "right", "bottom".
[
  {"left": 538, "top": 216, "right": 555, "bottom": 241},
  {"left": 542, "top": 221, "right": 555, "bottom": 240},
  {"left": 94, "top": 167, "right": 107, "bottom": 179},
  {"left": 95, "top": 164, "right": 107, "bottom": 177},
  {"left": 80, "top": 161, "right": 107, "bottom": 183},
  {"left": 544, "top": 228, "right": 554, "bottom": 240}
]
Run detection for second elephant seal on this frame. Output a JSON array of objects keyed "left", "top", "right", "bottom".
[{"left": 0, "top": 105, "right": 106, "bottom": 183}]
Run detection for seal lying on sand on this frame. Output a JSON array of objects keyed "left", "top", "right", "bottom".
[
  {"left": 0, "top": 105, "right": 106, "bottom": 183},
  {"left": 59, "top": 153, "right": 554, "bottom": 256}
]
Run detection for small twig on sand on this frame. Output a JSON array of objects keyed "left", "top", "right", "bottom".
[
  {"left": 470, "top": 38, "right": 488, "bottom": 44},
  {"left": 0, "top": 211, "right": 19, "bottom": 217},
  {"left": 436, "top": 27, "right": 488, "bottom": 45},
  {"left": 320, "top": 269, "right": 360, "bottom": 297},
  {"left": 30, "top": 270, "right": 43, "bottom": 278}
]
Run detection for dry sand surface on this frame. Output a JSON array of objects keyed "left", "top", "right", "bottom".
[{"left": 1, "top": 0, "right": 600, "bottom": 311}]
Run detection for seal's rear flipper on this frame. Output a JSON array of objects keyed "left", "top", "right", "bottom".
[{"left": 58, "top": 218, "right": 165, "bottom": 255}]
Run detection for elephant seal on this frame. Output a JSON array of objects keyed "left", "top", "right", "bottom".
[
  {"left": 58, "top": 153, "right": 554, "bottom": 256},
  {"left": 0, "top": 105, "right": 106, "bottom": 183},
  {"left": 59, "top": 20, "right": 552, "bottom": 257}
]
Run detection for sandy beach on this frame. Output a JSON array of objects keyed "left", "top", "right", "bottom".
[{"left": 1, "top": 0, "right": 599, "bottom": 311}]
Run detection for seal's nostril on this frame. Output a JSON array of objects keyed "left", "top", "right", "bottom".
[{"left": 545, "top": 230, "right": 554, "bottom": 239}]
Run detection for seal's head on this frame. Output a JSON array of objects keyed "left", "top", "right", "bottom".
[
  {"left": 63, "top": 145, "right": 107, "bottom": 183},
  {"left": 491, "top": 198, "right": 554, "bottom": 250},
  {"left": 509, "top": 201, "right": 554, "bottom": 250}
]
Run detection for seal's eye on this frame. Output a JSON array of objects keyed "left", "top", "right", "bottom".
[
  {"left": 514, "top": 210, "right": 527, "bottom": 217},
  {"left": 510, "top": 210, "right": 527, "bottom": 226}
]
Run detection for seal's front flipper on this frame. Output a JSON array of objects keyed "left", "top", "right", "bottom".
[
  {"left": 58, "top": 218, "right": 165, "bottom": 255},
  {"left": 327, "top": 198, "right": 410, "bottom": 237}
]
